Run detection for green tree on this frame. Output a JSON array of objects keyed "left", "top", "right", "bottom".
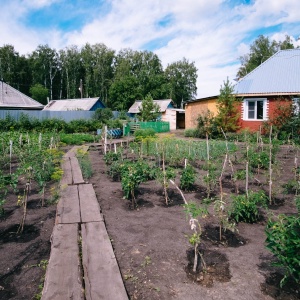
[
  {"left": 80, "top": 43, "right": 115, "bottom": 101},
  {"left": 0, "top": 45, "right": 31, "bottom": 94},
  {"left": 216, "top": 78, "right": 240, "bottom": 132},
  {"left": 165, "top": 58, "right": 197, "bottom": 107},
  {"left": 29, "top": 45, "right": 59, "bottom": 100},
  {"left": 59, "top": 45, "right": 82, "bottom": 99},
  {"left": 109, "top": 49, "right": 167, "bottom": 110},
  {"left": 138, "top": 94, "right": 160, "bottom": 121},
  {"left": 29, "top": 83, "right": 49, "bottom": 105},
  {"left": 237, "top": 35, "right": 295, "bottom": 78},
  {"left": 93, "top": 108, "right": 113, "bottom": 123}
]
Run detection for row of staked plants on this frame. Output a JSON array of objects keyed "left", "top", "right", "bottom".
[
  {"left": 0, "top": 132, "right": 66, "bottom": 233},
  {"left": 103, "top": 129, "right": 299, "bottom": 288}
]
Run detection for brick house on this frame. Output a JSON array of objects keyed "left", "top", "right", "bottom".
[{"left": 185, "top": 48, "right": 300, "bottom": 132}]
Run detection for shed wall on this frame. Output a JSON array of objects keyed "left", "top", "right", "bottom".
[{"left": 185, "top": 98, "right": 218, "bottom": 129}]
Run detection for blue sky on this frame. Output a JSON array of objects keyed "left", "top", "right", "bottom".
[{"left": 0, "top": 0, "right": 300, "bottom": 97}]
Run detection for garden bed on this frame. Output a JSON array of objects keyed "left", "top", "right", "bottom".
[
  {"left": 0, "top": 136, "right": 299, "bottom": 300},
  {"left": 88, "top": 142, "right": 299, "bottom": 300}
]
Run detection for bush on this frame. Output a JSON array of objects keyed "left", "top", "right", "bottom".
[
  {"left": 93, "top": 108, "right": 113, "bottom": 123},
  {"left": 248, "top": 150, "right": 270, "bottom": 170},
  {"left": 184, "top": 129, "right": 199, "bottom": 138},
  {"left": 120, "top": 160, "right": 150, "bottom": 201},
  {"left": 103, "top": 151, "right": 122, "bottom": 165},
  {"left": 265, "top": 197, "right": 300, "bottom": 286},
  {"left": 229, "top": 191, "right": 268, "bottom": 223},
  {"left": 134, "top": 128, "right": 156, "bottom": 142},
  {"left": 180, "top": 164, "right": 196, "bottom": 191}
]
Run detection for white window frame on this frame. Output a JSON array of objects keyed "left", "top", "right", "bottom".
[
  {"left": 243, "top": 98, "right": 268, "bottom": 121},
  {"left": 292, "top": 98, "right": 299, "bottom": 115}
]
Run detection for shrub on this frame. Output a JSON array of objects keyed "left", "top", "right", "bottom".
[
  {"left": 103, "top": 151, "right": 122, "bottom": 165},
  {"left": 248, "top": 150, "right": 269, "bottom": 170},
  {"left": 120, "top": 160, "right": 150, "bottom": 207},
  {"left": 93, "top": 108, "right": 114, "bottom": 123},
  {"left": 265, "top": 197, "right": 300, "bottom": 286},
  {"left": 180, "top": 164, "right": 196, "bottom": 191},
  {"left": 134, "top": 128, "right": 156, "bottom": 142},
  {"left": 184, "top": 128, "right": 199, "bottom": 138},
  {"left": 229, "top": 191, "right": 268, "bottom": 223}
]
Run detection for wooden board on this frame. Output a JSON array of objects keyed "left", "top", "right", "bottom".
[
  {"left": 70, "top": 156, "right": 85, "bottom": 184},
  {"left": 78, "top": 184, "right": 103, "bottom": 223},
  {"left": 61, "top": 157, "right": 72, "bottom": 186},
  {"left": 81, "top": 222, "right": 128, "bottom": 300},
  {"left": 65, "top": 145, "right": 90, "bottom": 158},
  {"left": 42, "top": 224, "right": 84, "bottom": 300},
  {"left": 56, "top": 185, "right": 81, "bottom": 224}
]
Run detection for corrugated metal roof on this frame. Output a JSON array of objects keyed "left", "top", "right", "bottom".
[
  {"left": 43, "top": 98, "right": 99, "bottom": 111},
  {"left": 234, "top": 49, "right": 300, "bottom": 96},
  {"left": 128, "top": 99, "right": 173, "bottom": 113},
  {"left": 0, "top": 81, "right": 44, "bottom": 109}
]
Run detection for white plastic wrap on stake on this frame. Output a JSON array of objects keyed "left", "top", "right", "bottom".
[
  {"left": 38, "top": 133, "right": 42, "bottom": 150},
  {"left": 9, "top": 140, "right": 13, "bottom": 175},
  {"left": 114, "top": 143, "right": 117, "bottom": 153},
  {"left": 184, "top": 158, "right": 187, "bottom": 169},
  {"left": 50, "top": 137, "right": 53, "bottom": 149},
  {"left": 104, "top": 126, "right": 107, "bottom": 154},
  {"left": 19, "top": 134, "right": 22, "bottom": 146}
]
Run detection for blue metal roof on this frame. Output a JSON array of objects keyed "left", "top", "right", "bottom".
[{"left": 234, "top": 49, "right": 300, "bottom": 96}]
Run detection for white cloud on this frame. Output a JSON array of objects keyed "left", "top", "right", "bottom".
[{"left": 0, "top": 0, "right": 299, "bottom": 97}]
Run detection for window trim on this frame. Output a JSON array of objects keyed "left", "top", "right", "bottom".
[
  {"left": 293, "top": 98, "right": 299, "bottom": 115},
  {"left": 243, "top": 98, "right": 268, "bottom": 121}
]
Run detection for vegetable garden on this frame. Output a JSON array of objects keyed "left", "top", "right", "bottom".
[
  {"left": 0, "top": 129, "right": 299, "bottom": 299},
  {"left": 93, "top": 131, "right": 299, "bottom": 300}
]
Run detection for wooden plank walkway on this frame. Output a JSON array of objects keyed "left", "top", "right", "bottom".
[
  {"left": 42, "top": 147, "right": 128, "bottom": 300},
  {"left": 82, "top": 222, "right": 128, "bottom": 300},
  {"left": 42, "top": 224, "right": 84, "bottom": 300}
]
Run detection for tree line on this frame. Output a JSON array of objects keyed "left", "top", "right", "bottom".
[{"left": 0, "top": 43, "right": 197, "bottom": 110}]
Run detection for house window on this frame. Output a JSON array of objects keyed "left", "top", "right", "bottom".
[
  {"left": 243, "top": 99, "right": 267, "bottom": 120},
  {"left": 293, "top": 98, "right": 299, "bottom": 115}
]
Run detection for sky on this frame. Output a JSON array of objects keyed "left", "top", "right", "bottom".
[{"left": 0, "top": 0, "right": 300, "bottom": 98}]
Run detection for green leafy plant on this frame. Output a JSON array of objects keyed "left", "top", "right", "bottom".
[
  {"left": 202, "top": 161, "right": 218, "bottom": 199},
  {"left": 229, "top": 191, "right": 268, "bottom": 223},
  {"left": 214, "top": 198, "right": 236, "bottom": 241},
  {"left": 183, "top": 202, "right": 208, "bottom": 272},
  {"left": 134, "top": 128, "right": 157, "bottom": 142},
  {"left": 120, "top": 160, "right": 150, "bottom": 208},
  {"left": 103, "top": 151, "right": 122, "bottom": 165},
  {"left": 248, "top": 150, "right": 270, "bottom": 170},
  {"left": 265, "top": 197, "right": 300, "bottom": 286},
  {"left": 180, "top": 164, "right": 196, "bottom": 191},
  {"left": 155, "top": 166, "right": 176, "bottom": 205}
]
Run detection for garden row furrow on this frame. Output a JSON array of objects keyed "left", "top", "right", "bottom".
[{"left": 42, "top": 148, "right": 128, "bottom": 300}]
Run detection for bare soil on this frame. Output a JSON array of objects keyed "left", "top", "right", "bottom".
[
  {"left": 88, "top": 144, "right": 299, "bottom": 300},
  {"left": 0, "top": 138, "right": 299, "bottom": 300}
]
